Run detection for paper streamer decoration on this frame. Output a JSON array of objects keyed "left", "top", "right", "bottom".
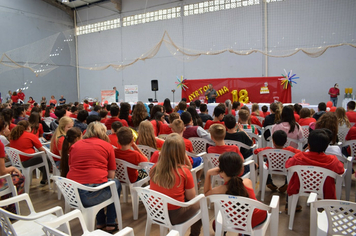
[
  {"left": 231, "top": 90, "right": 238, "bottom": 102},
  {"left": 175, "top": 75, "right": 188, "bottom": 91},
  {"left": 239, "top": 89, "right": 249, "bottom": 103},
  {"left": 279, "top": 69, "right": 299, "bottom": 89}
]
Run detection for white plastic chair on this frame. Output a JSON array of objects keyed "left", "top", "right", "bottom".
[
  {"left": 257, "top": 116, "right": 265, "bottom": 125},
  {"left": 43, "top": 146, "right": 62, "bottom": 198},
  {"left": 157, "top": 134, "right": 168, "bottom": 140},
  {"left": 115, "top": 159, "right": 150, "bottom": 220},
  {"left": 40, "top": 209, "right": 134, "bottom": 236},
  {"left": 284, "top": 137, "right": 306, "bottom": 151},
  {"left": 286, "top": 165, "right": 344, "bottom": 230},
  {"left": 207, "top": 194, "right": 279, "bottom": 236},
  {"left": 344, "top": 139, "right": 356, "bottom": 163},
  {"left": 337, "top": 127, "right": 350, "bottom": 145},
  {"left": 186, "top": 151, "right": 205, "bottom": 194},
  {"left": 246, "top": 132, "right": 262, "bottom": 149},
  {"left": 188, "top": 137, "right": 215, "bottom": 154},
  {"left": 325, "top": 152, "right": 353, "bottom": 201},
  {"left": 261, "top": 125, "right": 274, "bottom": 148},
  {"left": 137, "top": 145, "right": 158, "bottom": 160},
  {"left": 301, "top": 125, "right": 310, "bottom": 139},
  {"left": 5, "top": 147, "right": 51, "bottom": 194},
  {"left": 52, "top": 176, "right": 122, "bottom": 232},
  {"left": 258, "top": 149, "right": 296, "bottom": 201},
  {"left": 166, "top": 230, "right": 179, "bottom": 236},
  {"left": 307, "top": 192, "right": 356, "bottom": 236},
  {"left": 0, "top": 174, "right": 20, "bottom": 214},
  {"left": 133, "top": 187, "right": 210, "bottom": 236},
  {"left": 204, "top": 153, "right": 256, "bottom": 190},
  {"left": 0, "top": 193, "right": 65, "bottom": 236},
  {"left": 224, "top": 140, "right": 256, "bottom": 161}
]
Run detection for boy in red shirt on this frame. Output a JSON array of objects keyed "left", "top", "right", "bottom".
[
  {"left": 105, "top": 105, "right": 128, "bottom": 130},
  {"left": 108, "top": 121, "right": 123, "bottom": 149},
  {"left": 208, "top": 124, "right": 249, "bottom": 175},
  {"left": 238, "top": 109, "right": 259, "bottom": 135},
  {"left": 346, "top": 101, "right": 356, "bottom": 123},
  {"left": 285, "top": 129, "right": 344, "bottom": 210},
  {"left": 204, "top": 106, "right": 225, "bottom": 130},
  {"left": 254, "top": 130, "right": 301, "bottom": 192},
  {"left": 114, "top": 127, "right": 148, "bottom": 183}
]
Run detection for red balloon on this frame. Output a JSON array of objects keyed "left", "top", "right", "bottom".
[
  {"left": 330, "top": 106, "right": 337, "bottom": 112},
  {"left": 104, "top": 100, "right": 108, "bottom": 104},
  {"left": 326, "top": 101, "right": 333, "bottom": 108}
]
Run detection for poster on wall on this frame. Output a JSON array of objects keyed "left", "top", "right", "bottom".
[
  {"left": 181, "top": 77, "right": 291, "bottom": 104},
  {"left": 101, "top": 90, "right": 116, "bottom": 104},
  {"left": 124, "top": 85, "right": 138, "bottom": 103}
]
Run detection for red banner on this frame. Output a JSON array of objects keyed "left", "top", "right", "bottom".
[{"left": 181, "top": 77, "right": 291, "bottom": 104}]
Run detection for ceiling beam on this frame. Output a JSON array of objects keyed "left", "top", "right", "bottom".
[
  {"left": 110, "top": 0, "right": 122, "bottom": 13},
  {"left": 41, "top": 0, "right": 74, "bottom": 19}
]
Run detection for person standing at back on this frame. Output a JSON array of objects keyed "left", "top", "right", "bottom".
[
  {"left": 114, "top": 87, "right": 119, "bottom": 103},
  {"left": 205, "top": 84, "right": 217, "bottom": 103},
  {"left": 328, "top": 83, "right": 340, "bottom": 107}
]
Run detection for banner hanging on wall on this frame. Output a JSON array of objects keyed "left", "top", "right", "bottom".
[
  {"left": 101, "top": 90, "right": 116, "bottom": 104},
  {"left": 181, "top": 77, "right": 291, "bottom": 104},
  {"left": 124, "top": 85, "right": 139, "bottom": 103}
]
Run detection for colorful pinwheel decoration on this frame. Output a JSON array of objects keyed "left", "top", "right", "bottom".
[
  {"left": 279, "top": 69, "right": 299, "bottom": 89},
  {"left": 175, "top": 75, "right": 189, "bottom": 91}
]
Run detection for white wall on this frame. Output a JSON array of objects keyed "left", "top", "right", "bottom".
[
  {"left": 0, "top": 0, "right": 77, "bottom": 103},
  {"left": 76, "top": 0, "right": 356, "bottom": 106}
]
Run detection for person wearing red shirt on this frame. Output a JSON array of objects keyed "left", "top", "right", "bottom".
[
  {"left": 67, "top": 122, "right": 121, "bottom": 232},
  {"left": 27, "top": 97, "right": 35, "bottom": 107},
  {"left": 69, "top": 106, "right": 78, "bottom": 119},
  {"left": 286, "top": 129, "right": 344, "bottom": 207},
  {"left": 108, "top": 121, "right": 122, "bottom": 149},
  {"left": 49, "top": 95, "right": 57, "bottom": 106},
  {"left": 346, "top": 101, "right": 356, "bottom": 123},
  {"left": 149, "top": 134, "right": 201, "bottom": 236},
  {"left": 136, "top": 120, "right": 164, "bottom": 150},
  {"left": 17, "top": 89, "right": 25, "bottom": 102},
  {"left": 328, "top": 83, "right": 340, "bottom": 107},
  {"left": 114, "top": 127, "right": 148, "bottom": 183},
  {"left": 261, "top": 105, "right": 270, "bottom": 118},
  {"left": 204, "top": 106, "right": 225, "bottom": 130},
  {"left": 204, "top": 152, "right": 267, "bottom": 229},
  {"left": 50, "top": 117, "right": 74, "bottom": 160},
  {"left": 298, "top": 108, "right": 316, "bottom": 126},
  {"left": 105, "top": 105, "right": 128, "bottom": 130},
  {"left": 2, "top": 108, "right": 16, "bottom": 131},
  {"left": 29, "top": 112, "right": 44, "bottom": 138},
  {"left": 11, "top": 92, "right": 18, "bottom": 104},
  {"left": 9, "top": 120, "right": 48, "bottom": 184}
]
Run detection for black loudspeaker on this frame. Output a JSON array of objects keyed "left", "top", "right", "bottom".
[{"left": 151, "top": 80, "right": 159, "bottom": 91}]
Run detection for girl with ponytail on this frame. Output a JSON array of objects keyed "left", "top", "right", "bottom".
[
  {"left": 60, "top": 127, "right": 82, "bottom": 177},
  {"left": 204, "top": 152, "right": 267, "bottom": 228}
]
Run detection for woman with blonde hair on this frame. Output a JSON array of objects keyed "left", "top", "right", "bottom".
[
  {"left": 136, "top": 120, "right": 164, "bottom": 150},
  {"left": 50, "top": 116, "right": 74, "bottom": 158},
  {"left": 251, "top": 103, "right": 262, "bottom": 117},
  {"left": 335, "top": 107, "right": 351, "bottom": 128},
  {"left": 132, "top": 101, "right": 149, "bottom": 128},
  {"left": 150, "top": 133, "right": 200, "bottom": 236},
  {"left": 67, "top": 122, "right": 121, "bottom": 232}
]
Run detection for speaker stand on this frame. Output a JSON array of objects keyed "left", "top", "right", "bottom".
[{"left": 154, "top": 91, "right": 157, "bottom": 102}]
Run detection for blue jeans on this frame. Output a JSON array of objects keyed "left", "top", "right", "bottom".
[
  {"left": 78, "top": 179, "right": 121, "bottom": 225},
  {"left": 207, "top": 98, "right": 216, "bottom": 103},
  {"left": 330, "top": 97, "right": 338, "bottom": 107}
]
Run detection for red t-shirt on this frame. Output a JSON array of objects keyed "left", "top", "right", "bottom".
[
  {"left": 69, "top": 113, "right": 77, "bottom": 119},
  {"left": 156, "top": 138, "right": 164, "bottom": 150},
  {"left": 100, "top": 118, "right": 107, "bottom": 124},
  {"left": 150, "top": 150, "right": 160, "bottom": 163},
  {"left": 17, "top": 92, "right": 25, "bottom": 101},
  {"left": 285, "top": 152, "right": 344, "bottom": 199},
  {"left": 150, "top": 166, "right": 195, "bottom": 210},
  {"left": 105, "top": 117, "right": 128, "bottom": 130},
  {"left": 250, "top": 116, "right": 262, "bottom": 127},
  {"left": 208, "top": 145, "right": 243, "bottom": 160},
  {"left": 254, "top": 146, "right": 301, "bottom": 155},
  {"left": 150, "top": 120, "right": 164, "bottom": 137},
  {"left": 204, "top": 120, "right": 225, "bottom": 130},
  {"left": 159, "top": 124, "right": 172, "bottom": 135},
  {"left": 346, "top": 126, "right": 356, "bottom": 140},
  {"left": 50, "top": 136, "right": 64, "bottom": 161},
  {"left": 114, "top": 149, "right": 148, "bottom": 183},
  {"left": 0, "top": 142, "right": 5, "bottom": 158},
  {"left": 298, "top": 117, "right": 316, "bottom": 126},
  {"left": 83, "top": 103, "right": 89, "bottom": 111},
  {"left": 150, "top": 138, "right": 193, "bottom": 164},
  {"left": 49, "top": 99, "right": 57, "bottom": 105},
  {"left": 245, "top": 186, "right": 268, "bottom": 228},
  {"left": 11, "top": 95, "right": 18, "bottom": 103},
  {"left": 9, "top": 123, "right": 16, "bottom": 131},
  {"left": 67, "top": 137, "right": 116, "bottom": 184},
  {"left": 225, "top": 110, "right": 236, "bottom": 116},
  {"left": 10, "top": 132, "right": 43, "bottom": 161},
  {"left": 294, "top": 113, "right": 300, "bottom": 122},
  {"left": 31, "top": 123, "right": 44, "bottom": 138},
  {"left": 108, "top": 133, "right": 122, "bottom": 149},
  {"left": 262, "top": 111, "right": 270, "bottom": 117},
  {"left": 329, "top": 87, "right": 339, "bottom": 98},
  {"left": 346, "top": 111, "right": 356, "bottom": 123}
]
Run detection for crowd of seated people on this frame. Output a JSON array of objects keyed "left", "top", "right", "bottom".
[{"left": 0, "top": 96, "right": 355, "bottom": 234}]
